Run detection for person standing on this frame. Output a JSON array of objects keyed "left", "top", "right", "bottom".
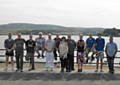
[
  {"left": 35, "top": 32, "right": 45, "bottom": 58},
  {"left": 15, "top": 33, "right": 25, "bottom": 72},
  {"left": 44, "top": 33, "right": 55, "bottom": 71},
  {"left": 54, "top": 33, "right": 61, "bottom": 60},
  {"left": 4, "top": 33, "right": 15, "bottom": 71},
  {"left": 59, "top": 37, "right": 68, "bottom": 73},
  {"left": 85, "top": 33, "right": 96, "bottom": 63},
  {"left": 105, "top": 36, "right": 117, "bottom": 74},
  {"left": 66, "top": 34, "right": 76, "bottom": 72},
  {"left": 77, "top": 34, "right": 85, "bottom": 72},
  {"left": 25, "top": 34, "right": 36, "bottom": 71},
  {"left": 95, "top": 33, "right": 105, "bottom": 72}
]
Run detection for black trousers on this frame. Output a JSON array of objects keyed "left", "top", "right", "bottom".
[
  {"left": 26, "top": 53, "right": 35, "bottom": 69},
  {"left": 60, "top": 58, "right": 67, "bottom": 70},
  {"left": 16, "top": 51, "right": 24, "bottom": 70},
  {"left": 67, "top": 54, "right": 74, "bottom": 71}
]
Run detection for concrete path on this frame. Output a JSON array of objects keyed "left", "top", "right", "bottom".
[{"left": 0, "top": 68, "right": 120, "bottom": 85}]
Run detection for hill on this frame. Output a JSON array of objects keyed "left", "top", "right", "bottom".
[{"left": 0, "top": 23, "right": 105, "bottom": 35}]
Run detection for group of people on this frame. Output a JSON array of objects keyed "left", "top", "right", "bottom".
[{"left": 4, "top": 32, "right": 118, "bottom": 74}]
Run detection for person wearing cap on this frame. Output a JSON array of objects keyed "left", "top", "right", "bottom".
[
  {"left": 44, "top": 33, "right": 55, "bottom": 71},
  {"left": 35, "top": 32, "right": 45, "bottom": 58},
  {"left": 95, "top": 33, "right": 105, "bottom": 72},
  {"left": 4, "top": 33, "right": 15, "bottom": 71},
  {"left": 15, "top": 33, "right": 25, "bottom": 72},
  {"left": 105, "top": 36, "right": 118, "bottom": 74},
  {"left": 25, "top": 34, "right": 36, "bottom": 71}
]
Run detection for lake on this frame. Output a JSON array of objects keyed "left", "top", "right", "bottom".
[{"left": 0, "top": 35, "right": 120, "bottom": 66}]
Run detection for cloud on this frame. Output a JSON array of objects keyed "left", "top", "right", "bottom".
[{"left": 0, "top": 0, "right": 120, "bottom": 28}]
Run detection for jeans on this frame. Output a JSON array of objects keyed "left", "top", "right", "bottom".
[
  {"left": 46, "top": 52, "right": 54, "bottom": 68},
  {"left": 107, "top": 56, "right": 115, "bottom": 71}
]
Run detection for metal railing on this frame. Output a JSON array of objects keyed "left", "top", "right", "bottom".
[{"left": 0, "top": 49, "right": 120, "bottom": 65}]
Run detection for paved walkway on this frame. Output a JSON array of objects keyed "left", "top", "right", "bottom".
[{"left": 0, "top": 68, "right": 120, "bottom": 85}]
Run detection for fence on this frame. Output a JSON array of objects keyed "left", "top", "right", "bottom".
[{"left": 0, "top": 49, "right": 120, "bottom": 66}]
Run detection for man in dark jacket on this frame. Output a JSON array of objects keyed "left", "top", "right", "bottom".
[
  {"left": 54, "top": 33, "right": 61, "bottom": 60},
  {"left": 66, "top": 34, "right": 76, "bottom": 72}
]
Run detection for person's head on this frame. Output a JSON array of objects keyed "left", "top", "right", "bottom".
[
  {"left": 56, "top": 33, "right": 59, "bottom": 38},
  {"left": 18, "top": 33, "right": 22, "bottom": 39},
  {"left": 29, "top": 33, "right": 33, "bottom": 40},
  {"left": 8, "top": 33, "right": 12, "bottom": 39},
  {"left": 61, "top": 37, "right": 66, "bottom": 42},
  {"left": 97, "top": 33, "right": 101, "bottom": 38},
  {"left": 88, "top": 33, "right": 92, "bottom": 38},
  {"left": 67, "top": 34, "right": 71, "bottom": 39},
  {"left": 48, "top": 33, "right": 52, "bottom": 39},
  {"left": 79, "top": 34, "right": 83, "bottom": 40},
  {"left": 109, "top": 36, "right": 113, "bottom": 43},
  {"left": 38, "top": 32, "right": 43, "bottom": 38}
]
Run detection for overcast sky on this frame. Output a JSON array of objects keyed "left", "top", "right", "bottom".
[{"left": 0, "top": 0, "right": 120, "bottom": 28}]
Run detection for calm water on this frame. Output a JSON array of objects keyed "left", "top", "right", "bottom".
[{"left": 0, "top": 35, "right": 120, "bottom": 66}]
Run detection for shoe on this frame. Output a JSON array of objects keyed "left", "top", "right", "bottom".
[
  {"left": 51, "top": 68, "right": 53, "bottom": 71},
  {"left": 37, "top": 53, "right": 40, "bottom": 58},
  {"left": 60, "top": 69, "right": 64, "bottom": 73},
  {"left": 28, "top": 69, "right": 31, "bottom": 71},
  {"left": 78, "top": 69, "right": 82, "bottom": 72},
  {"left": 3, "top": 68, "right": 8, "bottom": 71},
  {"left": 100, "top": 69, "right": 104, "bottom": 72},
  {"left": 71, "top": 69, "right": 75, "bottom": 71},
  {"left": 66, "top": 70, "right": 69, "bottom": 72},
  {"left": 111, "top": 71, "right": 114, "bottom": 74},
  {"left": 91, "top": 56, "right": 95, "bottom": 61},
  {"left": 95, "top": 69, "right": 98, "bottom": 72},
  {"left": 11, "top": 68, "right": 15, "bottom": 71},
  {"left": 42, "top": 54, "right": 44, "bottom": 58},
  {"left": 16, "top": 69, "right": 19, "bottom": 72},
  {"left": 31, "top": 68, "right": 35, "bottom": 70},
  {"left": 86, "top": 59, "right": 88, "bottom": 63},
  {"left": 20, "top": 69, "right": 23, "bottom": 72}
]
